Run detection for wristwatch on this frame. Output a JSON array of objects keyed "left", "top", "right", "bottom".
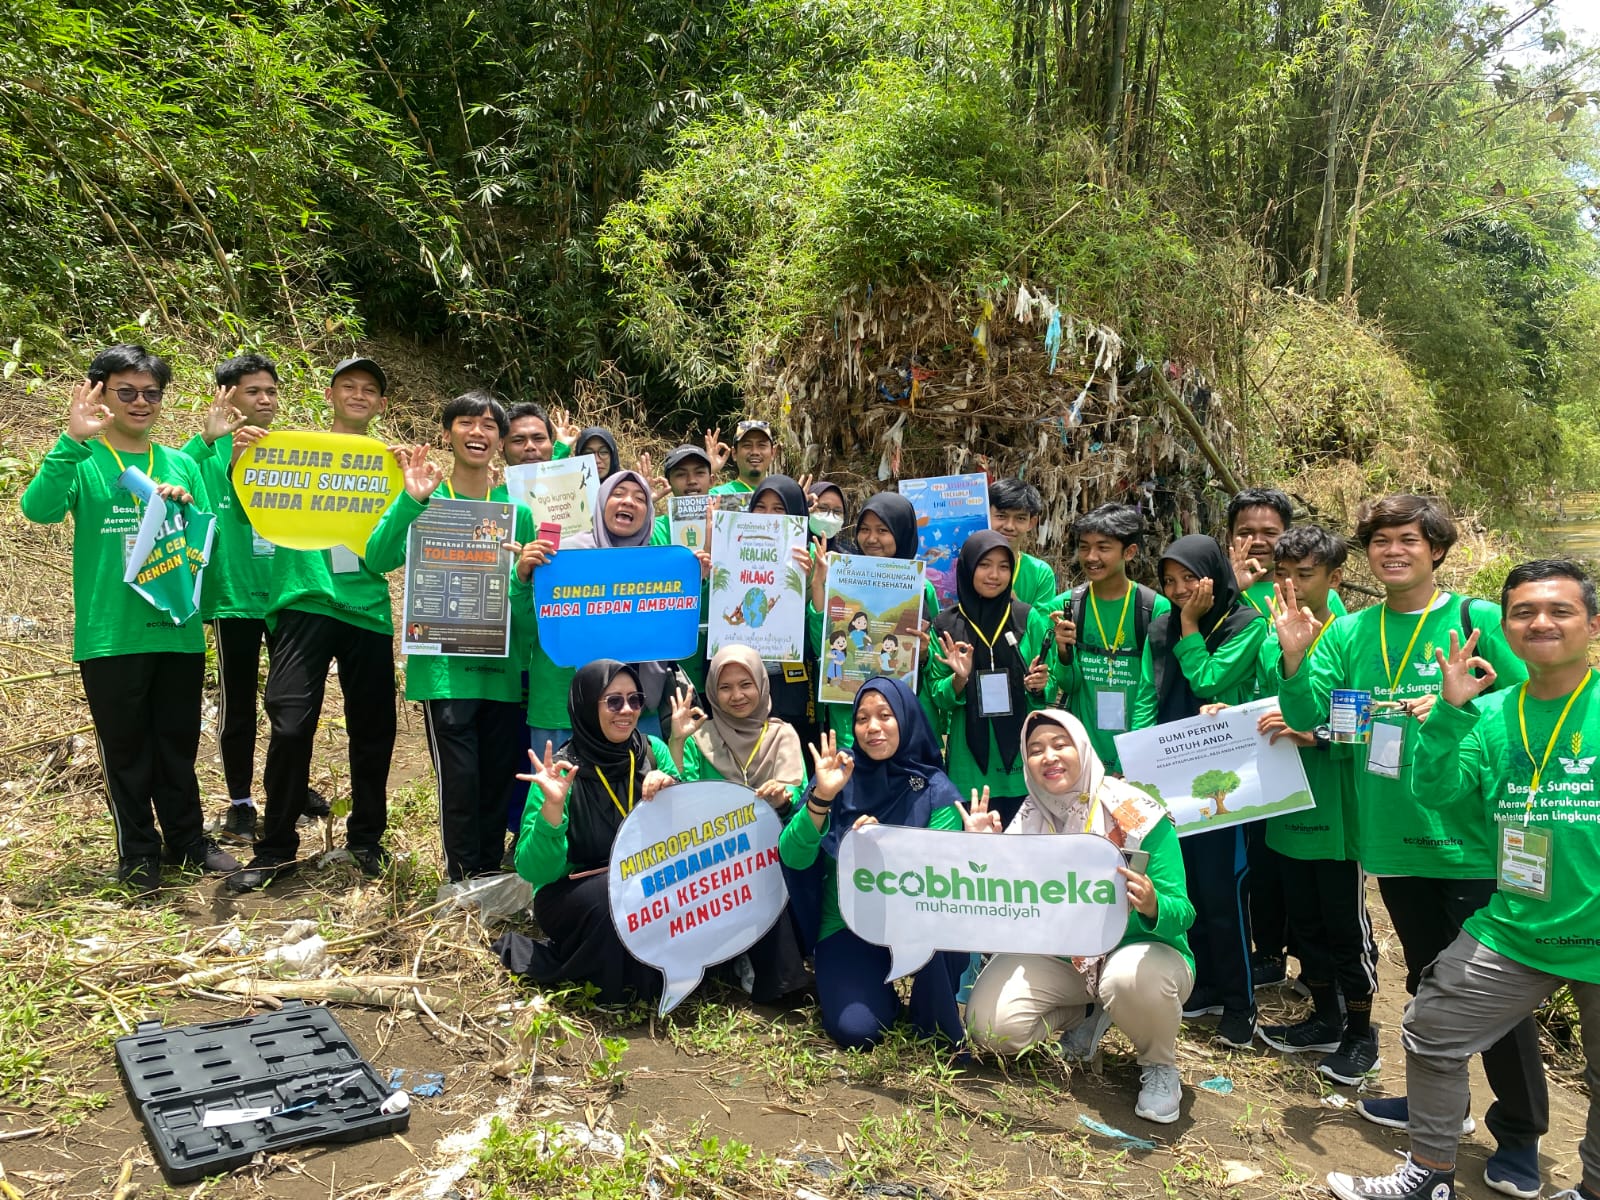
[{"left": 1313, "top": 724, "right": 1333, "bottom": 752}]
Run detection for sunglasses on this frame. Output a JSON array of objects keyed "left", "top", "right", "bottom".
[
  {"left": 602, "top": 691, "right": 647, "bottom": 714},
  {"left": 110, "top": 386, "right": 164, "bottom": 405}
]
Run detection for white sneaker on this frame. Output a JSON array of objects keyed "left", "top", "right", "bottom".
[
  {"left": 1061, "top": 1005, "right": 1114, "bottom": 1062},
  {"left": 1134, "top": 1064, "right": 1182, "bottom": 1124}
]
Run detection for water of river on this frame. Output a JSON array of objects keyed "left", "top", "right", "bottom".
[{"left": 1541, "top": 492, "right": 1600, "bottom": 559}]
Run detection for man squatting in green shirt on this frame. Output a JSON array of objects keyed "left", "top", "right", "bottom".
[
  {"left": 20, "top": 344, "right": 241, "bottom": 894},
  {"left": 1327, "top": 559, "right": 1600, "bottom": 1200},
  {"left": 1275, "top": 493, "right": 1547, "bottom": 1199},
  {"left": 1224, "top": 487, "right": 1349, "bottom": 992},
  {"left": 183, "top": 353, "right": 282, "bottom": 843},
  {"left": 364, "top": 392, "right": 536, "bottom": 882},
  {"left": 228, "top": 357, "right": 404, "bottom": 892}
]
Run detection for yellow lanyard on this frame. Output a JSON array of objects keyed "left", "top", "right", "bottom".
[
  {"left": 441, "top": 481, "right": 488, "bottom": 501},
  {"left": 595, "top": 750, "right": 637, "bottom": 820},
  {"left": 1243, "top": 589, "right": 1270, "bottom": 618},
  {"left": 1516, "top": 671, "right": 1593, "bottom": 822},
  {"left": 103, "top": 443, "right": 152, "bottom": 506},
  {"left": 957, "top": 604, "right": 1012, "bottom": 658},
  {"left": 739, "top": 723, "right": 769, "bottom": 783},
  {"left": 1089, "top": 585, "right": 1135, "bottom": 651},
  {"left": 1305, "top": 617, "right": 1332, "bottom": 660},
  {"left": 1379, "top": 589, "right": 1440, "bottom": 695}
]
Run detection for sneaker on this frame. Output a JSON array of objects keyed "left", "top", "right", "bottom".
[
  {"left": 221, "top": 803, "right": 257, "bottom": 841},
  {"left": 224, "top": 857, "right": 296, "bottom": 894},
  {"left": 1356, "top": 1096, "right": 1476, "bottom": 1136},
  {"left": 117, "top": 855, "right": 161, "bottom": 896},
  {"left": 178, "top": 837, "right": 242, "bottom": 875},
  {"left": 1134, "top": 1063, "right": 1182, "bottom": 1124},
  {"left": 1483, "top": 1143, "right": 1541, "bottom": 1199},
  {"left": 1319, "top": 1032, "right": 1382, "bottom": 1084},
  {"left": 303, "top": 788, "right": 332, "bottom": 819},
  {"left": 1259, "top": 1015, "right": 1343, "bottom": 1054},
  {"left": 348, "top": 844, "right": 391, "bottom": 878},
  {"left": 1182, "top": 989, "right": 1224, "bottom": 1018},
  {"left": 1215, "top": 1011, "right": 1257, "bottom": 1050},
  {"left": 1327, "top": 1154, "right": 1455, "bottom": 1200},
  {"left": 1061, "top": 1004, "right": 1114, "bottom": 1062},
  {"left": 1251, "top": 952, "right": 1288, "bottom": 991}
]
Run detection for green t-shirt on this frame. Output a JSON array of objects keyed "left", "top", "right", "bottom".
[
  {"left": 923, "top": 606, "right": 1053, "bottom": 799},
  {"left": 1244, "top": 578, "right": 1348, "bottom": 620},
  {"left": 266, "top": 483, "right": 404, "bottom": 637},
  {"left": 779, "top": 796, "right": 962, "bottom": 941},
  {"left": 181, "top": 433, "right": 273, "bottom": 621},
  {"left": 1279, "top": 592, "right": 1527, "bottom": 877},
  {"left": 1255, "top": 626, "right": 1357, "bottom": 862},
  {"left": 1012, "top": 553, "right": 1058, "bottom": 613},
  {"left": 810, "top": 578, "right": 941, "bottom": 748},
  {"left": 1412, "top": 677, "right": 1600, "bottom": 984},
  {"left": 364, "top": 485, "right": 535, "bottom": 703},
  {"left": 709, "top": 479, "right": 753, "bottom": 496},
  {"left": 1049, "top": 583, "right": 1168, "bottom": 774},
  {"left": 20, "top": 435, "right": 210, "bottom": 661}
]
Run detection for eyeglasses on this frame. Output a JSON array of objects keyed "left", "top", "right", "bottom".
[
  {"left": 602, "top": 691, "right": 647, "bottom": 714},
  {"left": 110, "top": 387, "right": 164, "bottom": 404}
]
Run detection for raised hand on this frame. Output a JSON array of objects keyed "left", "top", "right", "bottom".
[
  {"left": 1231, "top": 535, "right": 1270, "bottom": 592},
  {"left": 517, "top": 741, "right": 576, "bottom": 823},
  {"left": 1117, "top": 864, "right": 1159, "bottom": 918},
  {"left": 66, "top": 379, "right": 113, "bottom": 443},
  {"left": 402, "top": 442, "right": 445, "bottom": 502},
  {"left": 955, "top": 786, "right": 1002, "bottom": 833},
  {"left": 203, "top": 385, "right": 249, "bottom": 445},
  {"left": 796, "top": 472, "right": 815, "bottom": 499},
  {"left": 1051, "top": 608, "right": 1077, "bottom": 657},
  {"left": 550, "top": 407, "right": 580, "bottom": 449},
  {"left": 807, "top": 730, "right": 855, "bottom": 801},
  {"left": 1272, "top": 578, "right": 1324, "bottom": 673},
  {"left": 1437, "top": 629, "right": 1496, "bottom": 709},
  {"left": 637, "top": 451, "right": 669, "bottom": 504},
  {"left": 935, "top": 631, "right": 975, "bottom": 688},
  {"left": 810, "top": 540, "right": 830, "bottom": 607},
  {"left": 703, "top": 427, "right": 732, "bottom": 473},
  {"left": 1024, "top": 653, "right": 1049, "bottom": 696},
  {"left": 668, "top": 686, "right": 708, "bottom": 744},
  {"left": 1257, "top": 707, "right": 1315, "bottom": 748}
]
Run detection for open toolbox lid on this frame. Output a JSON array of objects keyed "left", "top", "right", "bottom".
[{"left": 114, "top": 1002, "right": 410, "bottom": 1184}]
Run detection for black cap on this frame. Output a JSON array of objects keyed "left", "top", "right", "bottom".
[
  {"left": 330, "top": 356, "right": 388, "bottom": 394},
  {"left": 664, "top": 444, "right": 712, "bottom": 473},
  {"left": 734, "top": 418, "right": 774, "bottom": 444}
]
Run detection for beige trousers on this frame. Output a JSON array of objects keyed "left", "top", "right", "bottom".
[{"left": 965, "top": 942, "right": 1194, "bottom": 1067}]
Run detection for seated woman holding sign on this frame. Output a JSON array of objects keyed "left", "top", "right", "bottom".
[
  {"left": 495, "top": 659, "right": 680, "bottom": 1003},
  {"left": 964, "top": 710, "right": 1196, "bottom": 1124},
  {"left": 780, "top": 677, "right": 974, "bottom": 1049}
]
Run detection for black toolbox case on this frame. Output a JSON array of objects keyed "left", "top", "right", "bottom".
[{"left": 114, "top": 1001, "right": 409, "bottom": 1183}]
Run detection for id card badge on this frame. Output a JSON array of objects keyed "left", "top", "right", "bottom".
[
  {"left": 1096, "top": 688, "right": 1128, "bottom": 732},
  {"left": 975, "top": 670, "right": 1013, "bottom": 718},
  {"left": 1497, "top": 822, "right": 1553, "bottom": 901},
  {"left": 329, "top": 546, "right": 362, "bottom": 574},
  {"left": 251, "top": 530, "right": 277, "bottom": 558},
  {"left": 1365, "top": 715, "right": 1406, "bottom": 779},
  {"left": 123, "top": 532, "right": 139, "bottom": 568}
]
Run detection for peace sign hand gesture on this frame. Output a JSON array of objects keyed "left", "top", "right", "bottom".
[
  {"left": 1437, "top": 628, "right": 1498, "bottom": 710},
  {"left": 955, "top": 786, "right": 1002, "bottom": 834},
  {"left": 66, "top": 380, "right": 113, "bottom": 443},
  {"left": 518, "top": 740, "right": 577, "bottom": 826},
  {"left": 402, "top": 442, "right": 445, "bottom": 502},
  {"left": 807, "top": 730, "right": 855, "bottom": 801},
  {"left": 935, "top": 631, "right": 975, "bottom": 687}
]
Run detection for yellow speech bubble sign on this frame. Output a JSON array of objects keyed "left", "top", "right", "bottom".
[{"left": 230, "top": 430, "right": 403, "bottom": 555}]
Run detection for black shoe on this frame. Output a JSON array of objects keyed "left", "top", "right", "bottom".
[
  {"left": 221, "top": 803, "right": 257, "bottom": 841},
  {"left": 1319, "top": 1031, "right": 1382, "bottom": 1085},
  {"left": 1215, "top": 1010, "right": 1257, "bottom": 1050},
  {"left": 118, "top": 855, "right": 162, "bottom": 896},
  {"left": 348, "top": 844, "right": 391, "bottom": 878},
  {"left": 303, "top": 788, "right": 332, "bottom": 819},
  {"left": 1327, "top": 1154, "right": 1454, "bottom": 1200},
  {"left": 1250, "top": 952, "right": 1288, "bottom": 991},
  {"left": 178, "top": 837, "right": 242, "bottom": 875},
  {"left": 1182, "top": 988, "right": 1224, "bottom": 1018},
  {"left": 225, "top": 857, "right": 296, "bottom": 894},
  {"left": 1259, "top": 1014, "right": 1343, "bottom": 1054}
]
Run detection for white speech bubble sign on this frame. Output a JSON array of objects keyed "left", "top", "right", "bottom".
[
  {"left": 607, "top": 780, "right": 787, "bottom": 1015},
  {"left": 837, "top": 824, "right": 1129, "bottom": 983}
]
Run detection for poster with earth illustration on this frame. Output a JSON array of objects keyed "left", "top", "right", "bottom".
[
  {"left": 1112, "top": 696, "right": 1314, "bottom": 837},
  {"left": 707, "top": 509, "right": 808, "bottom": 661}
]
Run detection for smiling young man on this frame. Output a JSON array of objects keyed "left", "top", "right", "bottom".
[
  {"left": 182, "top": 354, "right": 280, "bottom": 841},
  {"left": 364, "top": 392, "right": 534, "bottom": 881},
  {"left": 649, "top": 443, "right": 715, "bottom": 547},
  {"left": 1228, "top": 488, "right": 1347, "bottom": 620},
  {"left": 229, "top": 357, "right": 402, "bottom": 892},
  {"left": 21, "top": 344, "right": 239, "bottom": 894},
  {"left": 989, "top": 477, "right": 1058, "bottom": 613},
  {"left": 1275, "top": 495, "right": 1544, "bottom": 1198},
  {"left": 502, "top": 402, "right": 570, "bottom": 467},
  {"left": 709, "top": 419, "right": 775, "bottom": 496},
  {"left": 1327, "top": 559, "right": 1600, "bottom": 1200}
]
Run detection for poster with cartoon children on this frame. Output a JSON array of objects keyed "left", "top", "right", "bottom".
[{"left": 819, "top": 553, "right": 926, "bottom": 704}]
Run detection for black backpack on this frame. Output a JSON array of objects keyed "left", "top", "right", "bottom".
[{"left": 1066, "top": 583, "right": 1159, "bottom": 661}]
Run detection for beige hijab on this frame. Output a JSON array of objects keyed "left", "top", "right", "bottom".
[
  {"left": 694, "top": 646, "right": 805, "bottom": 791},
  {"left": 1010, "top": 708, "right": 1167, "bottom": 848}
]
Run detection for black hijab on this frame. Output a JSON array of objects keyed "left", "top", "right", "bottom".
[
  {"left": 750, "top": 474, "right": 808, "bottom": 518},
  {"left": 1148, "top": 534, "right": 1262, "bottom": 723},
  {"left": 859, "top": 492, "right": 918, "bottom": 560},
  {"left": 932, "top": 530, "right": 1030, "bottom": 774},
  {"left": 576, "top": 426, "right": 621, "bottom": 481},
  {"left": 746, "top": 474, "right": 813, "bottom": 719},
  {"left": 562, "top": 659, "right": 652, "bottom": 873},
  {"left": 806, "top": 480, "right": 851, "bottom": 553}
]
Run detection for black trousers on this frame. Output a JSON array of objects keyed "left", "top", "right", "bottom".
[
  {"left": 1283, "top": 857, "right": 1377, "bottom": 1001},
  {"left": 1180, "top": 824, "right": 1254, "bottom": 1017},
  {"left": 257, "top": 610, "right": 395, "bottom": 863},
  {"left": 1246, "top": 821, "right": 1291, "bottom": 960},
  {"left": 213, "top": 617, "right": 271, "bottom": 800},
  {"left": 79, "top": 652, "right": 206, "bottom": 861},
  {"left": 423, "top": 696, "right": 525, "bottom": 881},
  {"left": 1378, "top": 875, "right": 1549, "bottom": 1150}
]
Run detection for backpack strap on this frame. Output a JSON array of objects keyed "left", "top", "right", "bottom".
[{"left": 1133, "top": 584, "right": 1156, "bottom": 652}]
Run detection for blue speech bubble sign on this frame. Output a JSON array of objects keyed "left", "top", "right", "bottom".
[{"left": 533, "top": 546, "right": 702, "bottom": 667}]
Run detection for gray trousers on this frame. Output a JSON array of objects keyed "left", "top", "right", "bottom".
[{"left": 1403, "top": 932, "right": 1600, "bottom": 1182}]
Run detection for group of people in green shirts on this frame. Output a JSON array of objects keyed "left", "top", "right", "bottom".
[{"left": 24, "top": 343, "right": 1600, "bottom": 1200}]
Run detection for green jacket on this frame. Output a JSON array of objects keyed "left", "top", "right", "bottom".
[{"left": 182, "top": 433, "right": 272, "bottom": 621}]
